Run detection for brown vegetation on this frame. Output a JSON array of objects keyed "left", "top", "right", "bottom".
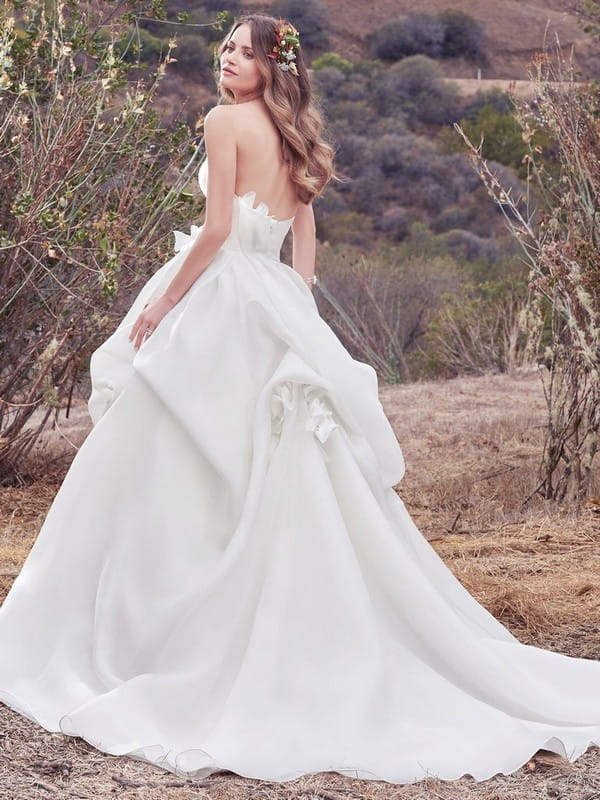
[
  {"left": 457, "top": 50, "right": 600, "bottom": 507},
  {"left": 449, "top": 77, "right": 587, "bottom": 98},
  {"left": 1, "top": 373, "right": 598, "bottom": 798},
  {"left": 302, "top": 0, "right": 599, "bottom": 79},
  {"left": 0, "top": 1, "right": 204, "bottom": 482}
]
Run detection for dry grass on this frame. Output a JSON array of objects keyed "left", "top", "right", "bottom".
[
  {"left": 448, "top": 78, "right": 587, "bottom": 98},
  {"left": 1, "top": 372, "right": 599, "bottom": 799},
  {"left": 379, "top": 372, "right": 600, "bottom": 655}
]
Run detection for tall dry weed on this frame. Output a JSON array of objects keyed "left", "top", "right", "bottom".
[{"left": 456, "top": 47, "right": 600, "bottom": 509}]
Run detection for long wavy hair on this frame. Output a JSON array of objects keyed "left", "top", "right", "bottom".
[{"left": 217, "top": 14, "right": 336, "bottom": 203}]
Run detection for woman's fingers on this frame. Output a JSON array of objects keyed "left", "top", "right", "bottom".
[
  {"left": 138, "top": 319, "right": 152, "bottom": 350},
  {"left": 128, "top": 316, "right": 142, "bottom": 347},
  {"left": 128, "top": 298, "right": 166, "bottom": 350},
  {"left": 129, "top": 312, "right": 152, "bottom": 351}
]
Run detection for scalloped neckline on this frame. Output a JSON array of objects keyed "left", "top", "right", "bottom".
[
  {"left": 236, "top": 190, "right": 296, "bottom": 224},
  {"left": 198, "top": 160, "right": 295, "bottom": 224}
]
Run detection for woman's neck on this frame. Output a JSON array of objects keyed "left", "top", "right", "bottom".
[{"left": 232, "top": 89, "right": 263, "bottom": 104}]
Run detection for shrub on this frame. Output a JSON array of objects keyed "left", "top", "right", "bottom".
[
  {"left": 420, "top": 179, "right": 455, "bottom": 215},
  {"left": 431, "top": 202, "right": 484, "bottom": 234},
  {"left": 451, "top": 103, "right": 552, "bottom": 177},
  {"left": 343, "top": 171, "right": 387, "bottom": 215},
  {"left": 312, "top": 66, "right": 374, "bottom": 105},
  {"left": 336, "top": 72, "right": 373, "bottom": 102},
  {"left": 375, "top": 134, "right": 436, "bottom": 181},
  {"left": 170, "top": 34, "right": 215, "bottom": 80},
  {"left": 372, "top": 114, "right": 408, "bottom": 135},
  {"left": 368, "top": 13, "right": 445, "bottom": 61},
  {"left": 335, "top": 134, "right": 373, "bottom": 169},
  {"left": 311, "top": 65, "right": 346, "bottom": 102},
  {"left": 115, "top": 27, "right": 164, "bottom": 65},
  {"left": 442, "top": 90, "right": 557, "bottom": 178},
  {"left": 314, "top": 188, "right": 349, "bottom": 217},
  {"left": 199, "top": 0, "right": 243, "bottom": 11},
  {"left": 462, "top": 88, "right": 515, "bottom": 119},
  {"left": 369, "top": 10, "right": 488, "bottom": 65},
  {"left": 270, "top": 0, "right": 329, "bottom": 51},
  {"left": 308, "top": 56, "right": 521, "bottom": 261},
  {"left": 328, "top": 100, "right": 379, "bottom": 129},
  {"left": 315, "top": 245, "right": 460, "bottom": 382},
  {"left": 424, "top": 280, "right": 542, "bottom": 377},
  {"left": 311, "top": 52, "right": 353, "bottom": 72},
  {"left": 373, "top": 133, "right": 409, "bottom": 174},
  {"left": 376, "top": 56, "right": 460, "bottom": 124},
  {"left": 316, "top": 211, "right": 374, "bottom": 247},
  {"left": 437, "top": 230, "right": 501, "bottom": 263},
  {"left": 373, "top": 206, "right": 412, "bottom": 241},
  {"left": 438, "top": 9, "right": 488, "bottom": 63}
]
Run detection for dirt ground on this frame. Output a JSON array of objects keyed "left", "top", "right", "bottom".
[{"left": 0, "top": 372, "right": 599, "bottom": 800}]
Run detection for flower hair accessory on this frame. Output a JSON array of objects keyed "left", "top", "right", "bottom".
[{"left": 267, "top": 19, "right": 300, "bottom": 76}]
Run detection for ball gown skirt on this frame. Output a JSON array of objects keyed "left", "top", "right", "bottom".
[{"left": 0, "top": 159, "right": 599, "bottom": 785}]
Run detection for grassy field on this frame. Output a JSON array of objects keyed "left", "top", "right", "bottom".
[{"left": 1, "top": 373, "right": 599, "bottom": 799}]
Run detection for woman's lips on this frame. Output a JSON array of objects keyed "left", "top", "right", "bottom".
[{"left": 222, "top": 67, "right": 236, "bottom": 76}]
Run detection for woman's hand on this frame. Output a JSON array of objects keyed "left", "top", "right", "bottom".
[{"left": 129, "top": 295, "right": 175, "bottom": 351}]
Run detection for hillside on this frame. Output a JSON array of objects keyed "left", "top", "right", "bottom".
[{"left": 242, "top": 0, "right": 599, "bottom": 80}]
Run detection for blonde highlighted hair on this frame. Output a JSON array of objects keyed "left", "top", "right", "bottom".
[{"left": 217, "top": 14, "right": 336, "bottom": 204}]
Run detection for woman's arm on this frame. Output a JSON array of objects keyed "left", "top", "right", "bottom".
[
  {"left": 162, "top": 105, "right": 237, "bottom": 307},
  {"left": 291, "top": 201, "right": 316, "bottom": 289},
  {"left": 129, "top": 105, "right": 237, "bottom": 349}
]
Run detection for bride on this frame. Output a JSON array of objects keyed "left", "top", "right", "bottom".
[{"left": 0, "top": 12, "right": 598, "bottom": 786}]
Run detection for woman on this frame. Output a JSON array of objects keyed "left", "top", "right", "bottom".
[{"left": 0, "top": 13, "right": 599, "bottom": 787}]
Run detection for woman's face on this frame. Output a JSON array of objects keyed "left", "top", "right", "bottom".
[{"left": 220, "top": 23, "right": 262, "bottom": 100}]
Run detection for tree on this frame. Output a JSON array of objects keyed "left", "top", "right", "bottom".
[{"left": 0, "top": 1, "right": 205, "bottom": 483}]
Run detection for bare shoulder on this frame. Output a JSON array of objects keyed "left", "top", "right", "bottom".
[
  {"left": 203, "top": 104, "right": 238, "bottom": 132},
  {"left": 204, "top": 103, "right": 251, "bottom": 131}
]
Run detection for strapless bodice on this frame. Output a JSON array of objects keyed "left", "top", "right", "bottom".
[{"left": 197, "top": 159, "right": 293, "bottom": 260}]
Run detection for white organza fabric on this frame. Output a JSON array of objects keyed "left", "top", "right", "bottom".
[{"left": 0, "top": 160, "right": 598, "bottom": 785}]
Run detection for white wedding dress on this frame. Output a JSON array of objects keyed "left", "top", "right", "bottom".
[{"left": 0, "top": 159, "right": 599, "bottom": 785}]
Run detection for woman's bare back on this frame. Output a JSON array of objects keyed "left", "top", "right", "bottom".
[{"left": 231, "top": 100, "right": 301, "bottom": 220}]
